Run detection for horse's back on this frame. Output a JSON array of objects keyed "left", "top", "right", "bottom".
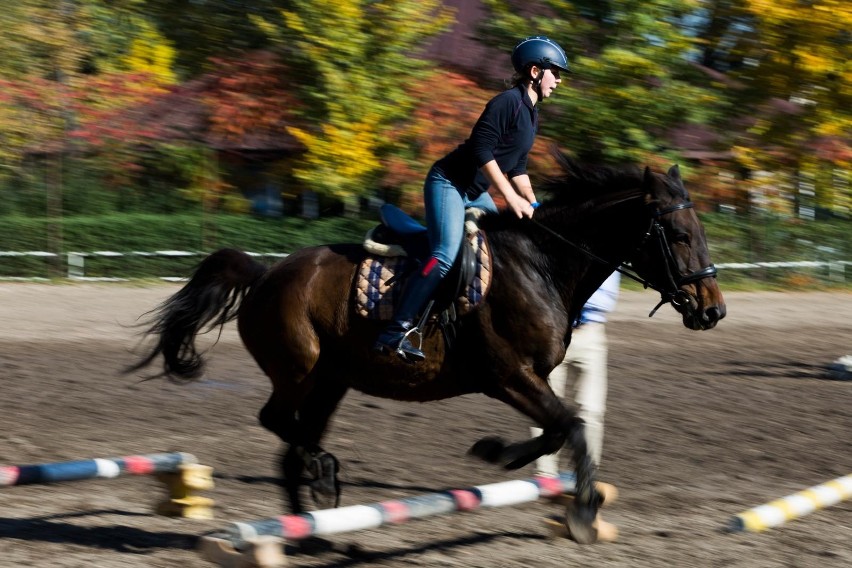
[{"left": 242, "top": 243, "right": 362, "bottom": 332}]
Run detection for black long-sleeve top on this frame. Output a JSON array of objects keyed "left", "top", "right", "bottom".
[{"left": 433, "top": 85, "right": 538, "bottom": 200}]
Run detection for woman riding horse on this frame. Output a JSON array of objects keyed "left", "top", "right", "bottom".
[{"left": 128, "top": 155, "right": 725, "bottom": 544}]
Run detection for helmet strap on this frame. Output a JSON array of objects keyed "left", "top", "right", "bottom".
[{"left": 532, "top": 67, "right": 544, "bottom": 102}]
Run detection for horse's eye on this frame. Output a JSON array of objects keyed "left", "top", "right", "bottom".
[{"left": 672, "top": 232, "right": 691, "bottom": 245}]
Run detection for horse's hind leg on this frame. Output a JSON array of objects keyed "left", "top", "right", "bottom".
[
  {"left": 259, "top": 377, "right": 348, "bottom": 513},
  {"left": 258, "top": 394, "right": 305, "bottom": 512},
  {"left": 290, "top": 377, "right": 349, "bottom": 510}
]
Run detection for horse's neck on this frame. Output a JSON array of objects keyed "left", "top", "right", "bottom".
[
  {"left": 483, "top": 192, "right": 646, "bottom": 316},
  {"left": 535, "top": 194, "right": 647, "bottom": 315},
  {"left": 540, "top": 191, "right": 646, "bottom": 259}
]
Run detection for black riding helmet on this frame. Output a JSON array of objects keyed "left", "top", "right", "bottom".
[{"left": 511, "top": 36, "right": 570, "bottom": 75}]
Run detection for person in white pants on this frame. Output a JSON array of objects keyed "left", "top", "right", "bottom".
[{"left": 531, "top": 271, "right": 620, "bottom": 475}]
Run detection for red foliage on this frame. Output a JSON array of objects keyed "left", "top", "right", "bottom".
[
  {"left": 381, "top": 70, "right": 491, "bottom": 205},
  {"left": 203, "top": 53, "right": 299, "bottom": 142}
]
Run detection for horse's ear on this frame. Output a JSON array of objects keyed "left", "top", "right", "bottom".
[
  {"left": 667, "top": 164, "right": 681, "bottom": 181},
  {"left": 643, "top": 166, "right": 654, "bottom": 184}
]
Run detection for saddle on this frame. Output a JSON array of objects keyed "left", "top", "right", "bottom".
[{"left": 355, "top": 204, "right": 492, "bottom": 336}]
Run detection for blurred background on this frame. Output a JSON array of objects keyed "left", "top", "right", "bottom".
[{"left": 0, "top": 0, "right": 848, "bottom": 287}]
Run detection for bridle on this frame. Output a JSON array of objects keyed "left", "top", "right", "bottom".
[
  {"left": 639, "top": 201, "right": 717, "bottom": 317},
  {"left": 530, "top": 199, "right": 717, "bottom": 318}
]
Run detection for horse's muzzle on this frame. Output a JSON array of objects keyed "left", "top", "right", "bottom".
[{"left": 679, "top": 294, "right": 726, "bottom": 330}]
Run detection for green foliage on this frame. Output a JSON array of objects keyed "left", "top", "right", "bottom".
[
  {"left": 253, "top": 0, "right": 454, "bottom": 200},
  {"left": 0, "top": 213, "right": 374, "bottom": 252},
  {"left": 481, "top": 0, "right": 725, "bottom": 163},
  {"left": 0, "top": 212, "right": 847, "bottom": 287},
  {"left": 139, "top": 0, "right": 285, "bottom": 78},
  {"left": 700, "top": 211, "right": 851, "bottom": 286}
]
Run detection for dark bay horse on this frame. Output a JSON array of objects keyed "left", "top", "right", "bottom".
[{"left": 129, "top": 157, "right": 725, "bottom": 543}]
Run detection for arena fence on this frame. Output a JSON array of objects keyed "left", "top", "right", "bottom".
[{"left": 0, "top": 250, "right": 848, "bottom": 283}]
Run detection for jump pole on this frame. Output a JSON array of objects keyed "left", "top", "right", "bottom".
[
  {"left": 200, "top": 472, "right": 617, "bottom": 567},
  {"left": 729, "top": 473, "right": 852, "bottom": 532},
  {"left": 0, "top": 451, "right": 215, "bottom": 518}
]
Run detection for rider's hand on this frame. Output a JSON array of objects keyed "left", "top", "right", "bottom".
[{"left": 509, "top": 195, "right": 536, "bottom": 219}]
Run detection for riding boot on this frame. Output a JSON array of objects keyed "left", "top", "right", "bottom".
[{"left": 374, "top": 259, "right": 444, "bottom": 362}]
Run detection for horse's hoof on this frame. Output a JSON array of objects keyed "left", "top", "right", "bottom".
[
  {"left": 308, "top": 453, "right": 340, "bottom": 509},
  {"left": 564, "top": 500, "right": 599, "bottom": 545},
  {"left": 310, "top": 479, "right": 340, "bottom": 510},
  {"left": 468, "top": 437, "right": 506, "bottom": 464}
]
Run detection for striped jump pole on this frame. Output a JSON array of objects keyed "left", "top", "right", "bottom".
[
  {"left": 0, "top": 451, "right": 214, "bottom": 519},
  {"left": 729, "top": 473, "right": 852, "bottom": 532},
  {"left": 200, "top": 471, "right": 618, "bottom": 566},
  {"left": 0, "top": 451, "right": 196, "bottom": 486},
  {"left": 219, "top": 471, "right": 580, "bottom": 549}
]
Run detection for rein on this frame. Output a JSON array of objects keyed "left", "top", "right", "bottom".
[{"left": 529, "top": 200, "right": 717, "bottom": 318}]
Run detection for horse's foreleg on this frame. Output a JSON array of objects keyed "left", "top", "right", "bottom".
[
  {"left": 563, "top": 431, "right": 601, "bottom": 544},
  {"left": 470, "top": 430, "right": 566, "bottom": 470},
  {"left": 469, "top": 373, "right": 578, "bottom": 470},
  {"left": 471, "top": 372, "right": 601, "bottom": 543}
]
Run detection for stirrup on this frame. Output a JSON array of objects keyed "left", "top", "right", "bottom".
[
  {"left": 396, "top": 326, "right": 425, "bottom": 362},
  {"left": 374, "top": 326, "right": 424, "bottom": 362},
  {"left": 394, "top": 299, "right": 435, "bottom": 362}
]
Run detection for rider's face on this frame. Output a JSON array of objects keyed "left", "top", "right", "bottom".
[{"left": 539, "top": 68, "right": 562, "bottom": 98}]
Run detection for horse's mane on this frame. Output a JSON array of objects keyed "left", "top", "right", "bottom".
[
  {"left": 540, "top": 151, "right": 644, "bottom": 211},
  {"left": 479, "top": 150, "right": 645, "bottom": 232}
]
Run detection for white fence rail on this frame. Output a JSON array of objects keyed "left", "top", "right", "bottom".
[
  {"left": 0, "top": 251, "right": 849, "bottom": 282},
  {"left": 0, "top": 250, "right": 289, "bottom": 282}
]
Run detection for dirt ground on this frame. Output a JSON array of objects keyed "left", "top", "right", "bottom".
[{"left": 0, "top": 282, "right": 850, "bottom": 568}]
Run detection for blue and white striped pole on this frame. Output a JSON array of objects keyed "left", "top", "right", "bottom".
[{"left": 0, "top": 452, "right": 196, "bottom": 486}]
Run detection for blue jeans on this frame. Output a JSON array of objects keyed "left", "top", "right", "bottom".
[{"left": 423, "top": 167, "right": 497, "bottom": 277}]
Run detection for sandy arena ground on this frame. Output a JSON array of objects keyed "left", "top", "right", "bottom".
[{"left": 0, "top": 282, "right": 850, "bottom": 567}]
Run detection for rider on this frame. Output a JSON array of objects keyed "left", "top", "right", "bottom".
[{"left": 374, "top": 35, "right": 570, "bottom": 362}]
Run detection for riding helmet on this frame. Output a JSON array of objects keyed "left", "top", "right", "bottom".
[{"left": 511, "top": 36, "right": 570, "bottom": 74}]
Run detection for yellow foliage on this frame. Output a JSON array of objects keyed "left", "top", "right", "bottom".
[
  {"left": 257, "top": 0, "right": 453, "bottom": 199},
  {"left": 122, "top": 21, "right": 177, "bottom": 85},
  {"left": 287, "top": 118, "right": 381, "bottom": 198}
]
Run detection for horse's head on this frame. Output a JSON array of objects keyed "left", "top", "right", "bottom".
[{"left": 629, "top": 165, "right": 726, "bottom": 330}]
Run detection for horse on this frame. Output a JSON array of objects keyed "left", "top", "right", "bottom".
[{"left": 128, "top": 155, "right": 725, "bottom": 544}]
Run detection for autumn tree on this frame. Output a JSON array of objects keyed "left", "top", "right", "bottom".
[
  {"left": 695, "top": 0, "right": 851, "bottom": 214},
  {"left": 0, "top": 0, "right": 186, "bottom": 236},
  {"left": 139, "top": 0, "right": 288, "bottom": 77},
  {"left": 381, "top": 71, "right": 492, "bottom": 213},
  {"left": 252, "top": 0, "right": 453, "bottom": 207}
]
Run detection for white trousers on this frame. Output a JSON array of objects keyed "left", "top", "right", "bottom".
[{"left": 530, "top": 322, "right": 609, "bottom": 476}]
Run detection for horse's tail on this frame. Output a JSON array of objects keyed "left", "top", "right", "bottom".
[{"left": 126, "top": 248, "right": 268, "bottom": 382}]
